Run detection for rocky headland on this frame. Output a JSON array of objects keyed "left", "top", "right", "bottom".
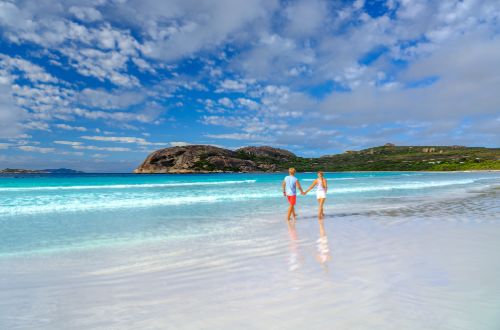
[
  {"left": 134, "top": 144, "right": 500, "bottom": 173},
  {"left": 134, "top": 145, "right": 295, "bottom": 173}
]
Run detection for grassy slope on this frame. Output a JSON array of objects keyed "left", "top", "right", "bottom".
[{"left": 279, "top": 146, "right": 500, "bottom": 172}]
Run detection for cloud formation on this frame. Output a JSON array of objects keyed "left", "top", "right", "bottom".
[{"left": 0, "top": 0, "right": 498, "bottom": 171}]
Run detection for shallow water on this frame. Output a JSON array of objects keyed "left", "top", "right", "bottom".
[{"left": 1, "top": 172, "right": 499, "bottom": 329}]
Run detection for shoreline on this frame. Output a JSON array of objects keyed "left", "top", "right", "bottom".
[
  {"left": 2, "top": 198, "right": 500, "bottom": 329},
  {"left": 2, "top": 169, "right": 500, "bottom": 175}
]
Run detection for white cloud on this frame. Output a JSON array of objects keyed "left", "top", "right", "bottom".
[
  {"left": 170, "top": 141, "right": 191, "bottom": 147},
  {"left": 235, "top": 33, "right": 315, "bottom": 81},
  {"left": 81, "top": 135, "right": 149, "bottom": 144},
  {"left": 54, "top": 139, "right": 137, "bottom": 152},
  {"left": 69, "top": 6, "right": 102, "bottom": 22},
  {"left": 217, "top": 79, "right": 249, "bottom": 92},
  {"left": 284, "top": 0, "right": 328, "bottom": 37},
  {"left": 11, "top": 82, "right": 76, "bottom": 124},
  {"left": 72, "top": 145, "right": 131, "bottom": 152},
  {"left": 13, "top": 134, "right": 32, "bottom": 139},
  {"left": 91, "top": 153, "right": 108, "bottom": 158},
  {"left": 0, "top": 54, "right": 58, "bottom": 83},
  {"left": 132, "top": 0, "right": 279, "bottom": 61},
  {"left": 81, "top": 135, "right": 168, "bottom": 146},
  {"left": 237, "top": 98, "right": 259, "bottom": 110},
  {"left": 60, "top": 47, "right": 139, "bottom": 87},
  {"left": 0, "top": 0, "right": 280, "bottom": 84},
  {"left": 54, "top": 141, "right": 83, "bottom": 146},
  {"left": 21, "top": 121, "right": 51, "bottom": 132},
  {"left": 18, "top": 145, "right": 55, "bottom": 153},
  {"left": 55, "top": 124, "right": 87, "bottom": 132},
  {"left": 319, "top": 34, "right": 500, "bottom": 125},
  {"left": 79, "top": 88, "right": 146, "bottom": 110},
  {"left": 0, "top": 0, "right": 499, "bottom": 154},
  {"left": 0, "top": 2, "right": 144, "bottom": 86},
  {"left": 205, "top": 133, "right": 259, "bottom": 140},
  {"left": 0, "top": 82, "right": 24, "bottom": 138},
  {"left": 59, "top": 151, "right": 84, "bottom": 156},
  {"left": 218, "top": 97, "right": 234, "bottom": 108},
  {"left": 201, "top": 115, "right": 247, "bottom": 128},
  {"left": 72, "top": 108, "right": 161, "bottom": 123}
]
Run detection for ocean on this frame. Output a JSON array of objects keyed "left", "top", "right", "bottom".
[{"left": 1, "top": 171, "right": 499, "bottom": 329}]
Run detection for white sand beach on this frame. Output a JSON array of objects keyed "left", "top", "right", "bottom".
[{"left": 1, "top": 175, "right": 499, "bottom": 329}]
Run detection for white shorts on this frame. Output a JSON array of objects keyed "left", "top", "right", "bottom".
[{"left": 316, "top": 191, "right": 326, "bottom": 199}]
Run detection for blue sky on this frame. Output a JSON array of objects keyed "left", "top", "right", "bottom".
[{"left": 0, "top": 0, "right": 499, "bottom": 172}]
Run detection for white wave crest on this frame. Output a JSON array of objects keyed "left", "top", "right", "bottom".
[
  {"left": 0, "top": 180, "right": 257, "bottom": 192},
  {"left": 332, "top": 179, "right": 477, "bottom": 193},
  {"left": 303, "top": 178, "right": 354, "bottom": 181},
  {"left": 0, "top": 191, "right": 277, "bottom": 216},
  {"left": 0, "top": 178, "right": 489, "bottom": 216}
]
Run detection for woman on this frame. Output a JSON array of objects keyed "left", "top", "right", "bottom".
[{"left": 303, "top": 171, "right": 328, "bottom": 219}]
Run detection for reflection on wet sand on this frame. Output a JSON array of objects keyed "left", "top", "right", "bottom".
[
  {"left": 287, "top": 220, "right": 302, "bottom": 271},
  {"left": 286, "top": 219, "right": 332, "bottom": 272},
  {"left": 316, "top": 219, "right": 332, "bottom": 272}
]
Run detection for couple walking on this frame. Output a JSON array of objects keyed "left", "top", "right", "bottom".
[{"left": 281, "top": 168, "right": 328, "bottom": 221}]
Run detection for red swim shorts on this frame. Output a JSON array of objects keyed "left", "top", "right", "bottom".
[{"left": 287, "top": 195, "right": 297, "bottom": 205}]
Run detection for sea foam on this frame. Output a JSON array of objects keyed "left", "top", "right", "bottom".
[{"left": 0, "top": 179, "right": 257, "bottom": 191}]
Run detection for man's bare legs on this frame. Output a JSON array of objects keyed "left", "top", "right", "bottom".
[
  {"left": 287, "top": 204, "right": 296, "bottom": 221},
  {"left": 318, "top": 198, "right": 325, "bottom": 219}
]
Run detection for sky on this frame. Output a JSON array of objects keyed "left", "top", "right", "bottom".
[{"left": 0, "top": 0, "right": 499, "bottom": 172}]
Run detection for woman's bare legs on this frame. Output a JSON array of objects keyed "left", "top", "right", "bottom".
[{"left": 318, "top": 198, "right": 325, "bottom": 219}]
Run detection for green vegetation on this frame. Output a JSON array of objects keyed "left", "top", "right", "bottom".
[
  {"left": 192, "top": 158, "right": 217, "bottom": 171},
  {"left": 428, "top": 160, "right": 500, "bottom": 171},
  {"left": 137, "top": 144, "right": 500, "bottom": 173},
  {"left": 274, "top": 145, "right": 500, "bottom": 172}
]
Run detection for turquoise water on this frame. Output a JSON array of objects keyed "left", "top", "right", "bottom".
[
  {"left": 0, "top": 171, "right": 499, "bottom": 257},
  {"left": 1, "top": 171, "right": 500, "bottom": 329}
]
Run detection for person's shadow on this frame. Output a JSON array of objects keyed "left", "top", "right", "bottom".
[{"left": 316, "top": 219, "right": 332, "bottom": 272}]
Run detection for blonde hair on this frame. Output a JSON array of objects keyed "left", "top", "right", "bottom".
[
  {"left": 289, "top": 167, "right": 296, "bottom": 174},
  {"left": 317, "top": 171, "right": 324, "bottom": 177}
]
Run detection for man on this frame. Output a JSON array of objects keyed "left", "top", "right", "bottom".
[{"left": 282, "top": 167, "right": 304, "bottom": 221}]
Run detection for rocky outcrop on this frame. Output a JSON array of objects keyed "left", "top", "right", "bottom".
[
  {"left": 236, "top": 146, "right": 295, "bottom": 161},
  {"left": 134, "top": 145, "right": 290, "bottom": 173}
]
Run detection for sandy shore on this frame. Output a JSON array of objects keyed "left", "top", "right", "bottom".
[
  {"left": 1, "top": 172, "right": 499, "bottom": 329},
  {"left": 2, "top": 193, "right": 500, "bottom": 329}
]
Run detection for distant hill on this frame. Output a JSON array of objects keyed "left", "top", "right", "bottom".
[
  {"left": 42, "top": 168, "right": 85, "bottom": 174},
  {"left": 0, "top": 168, "right": 45, "bottom": 174},
  {"left": 0, "top": 168, "right": 84, "bottom": 174},
  {"left": 313, "top": 145, "right": 500, "bottom": 172},
  {"left": 135, "top": 144, "right": 500, "bottom": 173}
]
